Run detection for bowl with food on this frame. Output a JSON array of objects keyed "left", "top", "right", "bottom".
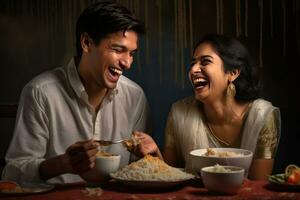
[
  {"left": 189, "top": 148, "right": 253, "bottom": 177},
  {"left": 201, "top": 164, "right": 245, "bottom": 195},
  {"left": 95, "top": 151, "right": 121, "bottom": 179}
]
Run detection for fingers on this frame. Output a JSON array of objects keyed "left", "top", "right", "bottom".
[
  {"left": 66, "top": 140, "right": 99, "bottom": 174},
  {"left": 132, "top": 131, "right": 158, "bottom": 156},
  {"left": 69, "top": 147, "right": 98, "bottom": 164},
  {"left": 132, "top": 131, "right": 147, "bottom": 139},
  {"left": 66, "top": 139, "right": 99, "bottom": 156},
  {"left": 72, "top": 154, "right": 97, "bottom": 173},
  {"left": 132, "top": 131, "right": 151, "bottom": 142}
]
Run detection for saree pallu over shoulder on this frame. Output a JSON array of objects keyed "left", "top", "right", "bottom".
[
  {"left": 168, "top": 96, "right": 209, "bottom": 170},
  {"left": 240, "top": 98, "right": 281, "bottom": 155}
]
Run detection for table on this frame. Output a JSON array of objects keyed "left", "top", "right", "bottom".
[{"left": 0, "top": 179, "right": 299, "bottom": 200}]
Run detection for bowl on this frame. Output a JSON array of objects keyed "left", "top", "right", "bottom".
[
  {"left": 201, "top": 165, "right": 245, "bottom": 195},
  {"left": 189, "top": 148, "right": 253, "bottom": 177},
  {"left": 95, "top": 152, "right": 121, "bottom": 179}
]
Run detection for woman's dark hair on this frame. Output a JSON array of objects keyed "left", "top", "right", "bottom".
[
  {"left": 75, "top": 0, "right": 145, "bottom": 59},
  {"left": 193, "top": 34, "right": 261, "bottom": 101}
]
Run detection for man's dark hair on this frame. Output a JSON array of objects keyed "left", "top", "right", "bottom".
[{"left": 75, "top": 0, "right": 145, "bottom": 59}]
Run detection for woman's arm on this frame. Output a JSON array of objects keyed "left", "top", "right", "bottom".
[
  {"left": 248, "top": 158, "right": 274, "bottom": 180},
  {"left": 249, "top": 109, "right": 280, "bottom": 180}
]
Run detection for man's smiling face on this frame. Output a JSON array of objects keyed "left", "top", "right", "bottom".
[{"left": 85, "top": 30, "right": 138, "bottom": 90}]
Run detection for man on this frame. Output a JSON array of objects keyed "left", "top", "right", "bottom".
[{"left": 2, "top": 1, "right": 155, "bottom": 183}]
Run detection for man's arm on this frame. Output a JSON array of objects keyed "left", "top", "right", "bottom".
[
  {"left": 39, "top": 154, "right": 71, "bottom": 180},
  {"left": 3, "top": 85, "right": 50, "bottom": 182},
  {"left": 133, "top": 131, "right": 163, "bottom": 160},
  {"left": 3, "top": 86, "right": 99, "bottom": 182},
  {"left": 39, "top": 140, "right": 99, "bottom": 181}
]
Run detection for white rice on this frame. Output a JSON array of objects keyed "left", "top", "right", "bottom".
[
  {"left": 111, "top": 155, "right": 194, "bottom": 181},
  {"left": 204, "top": 148, "right": 244, "bottom": 157},
  {"left": 206, "top": 164, "right": 232, "bottom": 173}
]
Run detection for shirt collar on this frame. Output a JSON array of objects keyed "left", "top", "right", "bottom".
[
  {"left": 106, "top": 87, "right": 118, "bottom": 102},
  {"left": 66, "top": 58, "right": 86, "bottom": 99},
  {"left": 66, "top": 58, "right": 119, "bottom": 102}
]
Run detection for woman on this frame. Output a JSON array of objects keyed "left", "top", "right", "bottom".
[{"left": 163, "top": 34, "right": 281, "bottom": 180}]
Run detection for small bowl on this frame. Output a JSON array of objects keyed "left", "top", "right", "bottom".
[
  {"left": 95, "top": 153, "right": 121, "bottom": 179},
  {"left": 189, "top": 148, "right": 253, "bottom": 177},
  {"left": 201, "top": 165, "right": 245, "bottom": 195}
]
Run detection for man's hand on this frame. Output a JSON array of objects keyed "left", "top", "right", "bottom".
[
  {"left": 39, "top": 139, "right": 99, "bottom": 181},
  {"left": 65, "top": 139, "right": 99, "bottom": 174},
  {"left": 132, "top": 131, "right": 163, "bottom": 159}
]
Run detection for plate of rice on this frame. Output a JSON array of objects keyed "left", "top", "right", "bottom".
[{"left": 110, "top": 155, "right": 195, "bottom": 189}]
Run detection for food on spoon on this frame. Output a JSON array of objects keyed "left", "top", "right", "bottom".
[
  {"left": 96, "top": 151, "right": 116, "bottom": 157},
  {"left": 110, "top": 155, "right": 194, "bottom": 181},
  {"left": 122, "top": 136, "right": 139, "bottom": 152}
]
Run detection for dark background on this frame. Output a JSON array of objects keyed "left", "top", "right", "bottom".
[{"left": 0, "top": 0, "right": 299, "bottom": 175}]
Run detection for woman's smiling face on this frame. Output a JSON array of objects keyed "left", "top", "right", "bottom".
[{"left": 189, "top": 42, "right": 230, "bottom": 102}]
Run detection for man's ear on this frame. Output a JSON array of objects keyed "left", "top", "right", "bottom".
[
  {"left": 229, "top": 69, "right": 241, "bottom": 82},
  {"left": 80, "top": 32, "right": 92, "bottom": 53}
]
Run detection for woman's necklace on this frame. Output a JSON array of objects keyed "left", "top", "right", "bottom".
[
  {"left": 206, "top": 122, "right": 231, "bottom": 146},
  {"left": 204, "top": 102, "right": 251, "bottom": 147}
]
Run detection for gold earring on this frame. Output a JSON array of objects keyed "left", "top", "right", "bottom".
[{"left": 227, "top": 82, "right": 236, "bottom": 98}]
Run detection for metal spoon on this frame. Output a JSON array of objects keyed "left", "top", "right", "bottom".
[{"left": 95, "top": 139, "right": 129, "bottom": 146}]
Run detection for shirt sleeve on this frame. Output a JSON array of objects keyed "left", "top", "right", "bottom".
[
  {"left": 253, "top": 109, "right": 280, "bottom": 159},
  {"left": 132, "top": 90, "right": 152, "bottom": 135},
  {"left": 2, "top": 84, "right": 49, "bottom": 182}
]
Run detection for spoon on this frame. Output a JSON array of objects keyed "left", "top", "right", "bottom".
[{"left": 95, "top": 139, "right": 130, "bottom": 146}]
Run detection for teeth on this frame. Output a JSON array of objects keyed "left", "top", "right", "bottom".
[
  {"left": 110, "top": 67, "right": 122, "bottom": 75},
  {"left": 193, "top": 78, "right": 206, "bottom": 84}
]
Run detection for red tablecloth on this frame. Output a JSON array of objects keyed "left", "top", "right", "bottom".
[{"left": 1, "top": 179, "right": 299, "bottom": 200}]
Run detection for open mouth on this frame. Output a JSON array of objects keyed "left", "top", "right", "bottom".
[
  {"left": 109, "top": 66, "right": 123, "bottom": 76},
  {"left": 192, "top": 77, "right": 209, "bottom": 89}
]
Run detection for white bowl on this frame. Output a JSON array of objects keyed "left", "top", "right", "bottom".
[
  {"left": 95, "top": 153, "right": 121, "bottom": 179},
  {"left": 201, "top": 165, "right": 245, "bottom": 195},
  {"left": 189, "top": 148, "right": 253, "bottom": 177}
]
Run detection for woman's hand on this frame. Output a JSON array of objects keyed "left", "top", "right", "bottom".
[{"left": 132, "top": 131, "right": 163, "bottom": 159}]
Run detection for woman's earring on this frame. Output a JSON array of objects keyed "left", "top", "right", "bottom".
[{"left": 227, "top": 82, "right": 236, "bottom": 98}]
